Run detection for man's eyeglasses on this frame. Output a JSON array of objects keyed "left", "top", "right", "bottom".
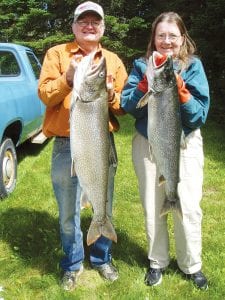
[
  {"left": 156, "top": 34, "right": 181, "bottom": 42},
  {"left": 76, "top": 20, "right": 102, "bottom": 28}
]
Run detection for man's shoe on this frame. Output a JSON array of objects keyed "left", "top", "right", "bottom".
[
  {"left": 95, "top": 263, "right": 118, "bottom": 281},
  {"left": 186, "top": 270, "right": 208, "bottom": 290},
  {"left": 145, "top": 268, "right": 162, "bottom": 286},
  {"left": 62, "top": 265, "right": 84, "bottom": 291}
]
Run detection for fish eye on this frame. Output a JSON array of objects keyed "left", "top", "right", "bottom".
[{"left": 99, "top": 71, "right": 105, "bottom": 78}]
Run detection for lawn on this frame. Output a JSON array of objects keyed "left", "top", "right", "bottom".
[{"left": 0, "top": 114, "right": 224, "bottom": 300}]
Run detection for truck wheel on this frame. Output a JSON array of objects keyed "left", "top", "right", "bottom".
[{"left": 0, "top": 138, "right": 17, "bottom": 199}]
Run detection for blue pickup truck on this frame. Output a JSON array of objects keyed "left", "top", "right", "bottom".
[{"left": 0, "top": 43, "right": 46, "bottom": 199}]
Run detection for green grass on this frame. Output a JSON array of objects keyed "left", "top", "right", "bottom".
[{"left": 0, "top": 114, "right": 225, "bottom": 299}]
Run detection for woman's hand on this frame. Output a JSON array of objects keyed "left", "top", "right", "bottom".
[{"left": 175, "top": 74, "right": 191, "bottom": 103}]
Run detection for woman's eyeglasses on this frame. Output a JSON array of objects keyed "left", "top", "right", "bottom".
[{"left": 156, "top": 34, "right": 181, "bottom": 42}]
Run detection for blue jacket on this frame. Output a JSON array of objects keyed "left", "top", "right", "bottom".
[{"left": 121, "top": 56, "right": 210, "bottom": 138}]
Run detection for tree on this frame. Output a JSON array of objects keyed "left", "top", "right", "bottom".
[
  {"left": 0, "top": 0, "right": 224, "bottom": 103},
  {"left": 0, "top": 0, "right": 52, "bottom": 42}
]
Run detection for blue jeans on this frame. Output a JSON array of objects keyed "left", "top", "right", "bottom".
[{"left": 51, "top": 135, "right": 117, "bottom": 271}]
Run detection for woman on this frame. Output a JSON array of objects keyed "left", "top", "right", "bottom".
[{"left": 121, "top": 12, "right": 209, "bottom": 289}]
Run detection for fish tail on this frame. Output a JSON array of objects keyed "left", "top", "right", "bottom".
[
  {"left": 87, "top": 217, "right": 117, "bottom": 246},
  {"left": 160, "top": 198, "right": 183, "bottom": 220},
  {"left": 86, "top": 220, "right": 101, "bottom": 246},
  {"left": 101, "top": 217, "right": 117, "bottom": 243}
]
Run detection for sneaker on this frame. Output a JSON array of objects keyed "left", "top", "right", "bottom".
[
  {"left": 186, "top": 270, "right": 208, "bottom": 290},
  {"left": 145, "top": 268, "right": 162, "bottom": 286},
  {"left": 95, "top": 262, "right": 118, "bottom": 281},
  {"left": 62, "top": 265, "right": 84, "bottom": 291}
]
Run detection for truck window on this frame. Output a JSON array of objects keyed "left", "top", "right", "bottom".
[
  {"left": 0, "top": 51, "right": 20, "bottom": 76},
  {"left": 26, "top": 51, "right": 41, "bottom": 79}
]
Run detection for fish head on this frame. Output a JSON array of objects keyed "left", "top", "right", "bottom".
[
  {"left": 147, "top": 51, "right": 176, "bottom": 93},
  {"left": 78, "top": 55, "right": 107, "bottom": 102}
]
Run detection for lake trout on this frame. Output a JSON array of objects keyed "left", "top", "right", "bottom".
[
  {"left": 70, "top": 53, "right": 117, "bottom": 245},
  {"left": 137, "top": 51, "right": 183, "bottom": 218}
]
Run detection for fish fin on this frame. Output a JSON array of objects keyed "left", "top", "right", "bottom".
[
  {"left": 86, "top": 217, "right": 117, "bottom": 246},
  {"left": 158, "top": 175, "right": 166, "bottom": 186},
  {"left": 148, "top": 144, "right": 153, "bottom": 160},
  {"left": 109, "top": 133, "right": 118, "bottom": 167},
  {"left": 80, "top": 192, "right": 91, "bottom": 210},
  {"left": 160, "top": 198, "right": 183, "bottom": 220},
  {"left": 71, "top": 159, "right": 76, "bottom": 177},
  {"left": 136, "top": 92, "right": 150, "bottom": 108},
  {"left": 180, "top": 131, "right": 187, "bottom": 149}
]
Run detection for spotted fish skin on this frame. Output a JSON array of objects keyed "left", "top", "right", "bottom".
[
  {"left": 137, "top": 51, "right": 183, "bottom": 218},
  {"left": 70, "top": 54, "right": 117, "bottom": 245}
]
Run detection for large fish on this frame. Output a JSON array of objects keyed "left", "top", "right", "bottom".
[
  {"left": 70, "top": 53, "right": 117, "bottom": 246},
  {"left": 137, "top": 51, "right": 183, "bottom": 218}
]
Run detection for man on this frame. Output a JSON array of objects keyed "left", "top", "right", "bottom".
[{"left": 38, "top": 1, "right": 127, "bottom": 291}]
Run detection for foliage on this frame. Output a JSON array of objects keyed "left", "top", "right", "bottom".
[
  {"left": 0, "top": 0, "right": 224, "bottom": 105},
  {"left": 19, "top": 34, "right": 74, "bottom": 62},
  {"left": 0, "top": 115, "right": 225, "bottom": 299}
]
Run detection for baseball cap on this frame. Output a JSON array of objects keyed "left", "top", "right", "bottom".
[{"left": 74, "top": 1, "right": 104, "bottom": 22}]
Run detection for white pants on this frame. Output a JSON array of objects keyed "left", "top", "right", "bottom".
[{"left": 132, "top": 130, "right": 204, "bottom": 274}]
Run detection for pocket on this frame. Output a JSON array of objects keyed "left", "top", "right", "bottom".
[{"left": 180, "top": 130, "right": 204, "bottom": 180}]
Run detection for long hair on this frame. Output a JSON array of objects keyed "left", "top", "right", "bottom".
[{"left": 146, "top": 12, "right": 196, "bottom": 67}]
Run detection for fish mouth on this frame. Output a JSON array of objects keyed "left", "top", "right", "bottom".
[{"left": 152, "top": 51, "right": 168, "bottom": 68}]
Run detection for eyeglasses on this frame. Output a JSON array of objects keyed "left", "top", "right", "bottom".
[
  {"left": 156, "top": 33, "right": 181, "bottom": 42},
  {"left": 76, "top": 20, "right": 102, "bottom": 28}
]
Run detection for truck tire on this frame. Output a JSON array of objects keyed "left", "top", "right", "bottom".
[{"left": 0, "top": 138, "right": 17, "bottom": 199}]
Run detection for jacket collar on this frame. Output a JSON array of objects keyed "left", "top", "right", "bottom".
[{"left": 68, "top": 40, "right": 103, "bottom": 55}]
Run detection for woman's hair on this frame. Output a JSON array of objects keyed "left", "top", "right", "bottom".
[{"left": 146, "top": 12, "right": 196, "bottom": 66}]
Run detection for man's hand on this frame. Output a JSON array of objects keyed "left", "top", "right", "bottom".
[
  {"left": 66, "top": 54, "right": 83, "bottom": 87},
  {"left": 107, "top": 74, "right": 115, "bottom": 102}
]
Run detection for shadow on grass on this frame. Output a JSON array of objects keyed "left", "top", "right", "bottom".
[
  {"left": 113, "top": 229, "right": 148, "bottom": 268},
  {"left": 0, "top": 207, "right": 60, "bottom": 274},
  {"left": 81, "top": 212, "right": 148, "bottom": 268},
  {"left": 0, "top": 206, "right": 149, "bottom": 277},
  {"left": 16, "top": 138, "right": 52, "bottom": 164},
  {"left": 81, "top": 212, "right": 185, "bottom": 275}
]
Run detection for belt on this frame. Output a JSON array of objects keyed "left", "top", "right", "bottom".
[{"left": 55, "top": 136, "right": 69, "bottom": 139}]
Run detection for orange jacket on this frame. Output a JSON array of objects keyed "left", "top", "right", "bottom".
[{"left": 38, "top": 41, "right": 128, "bottom": 137}]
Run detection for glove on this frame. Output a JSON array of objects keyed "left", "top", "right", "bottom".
[
  {"left": 137, "top": 75, "right": 148, "bottom": 93},
  {"left": 176, "top": 74, "right": 191, "bottom": 103}
]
